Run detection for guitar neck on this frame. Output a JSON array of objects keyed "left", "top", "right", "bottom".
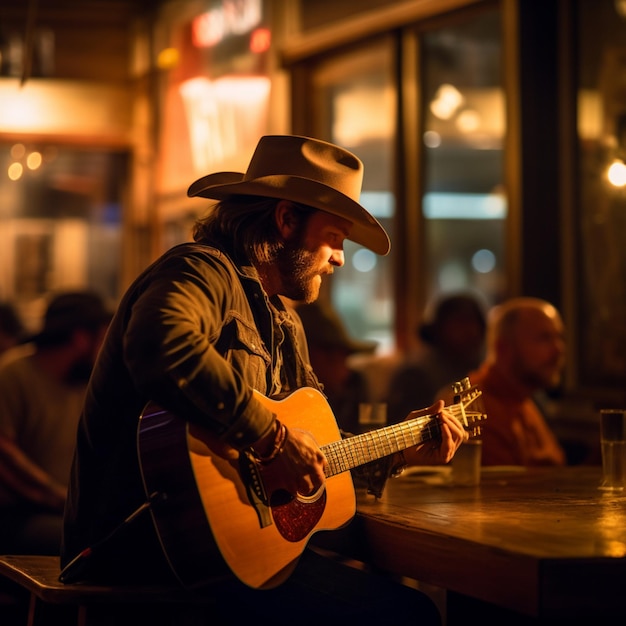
[{"left": 321, "top": 412, "right": 442, "bottom": 478}]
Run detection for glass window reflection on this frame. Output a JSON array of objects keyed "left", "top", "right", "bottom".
[
  {"left": 310, "top": 39, "right": 396, "bottom": 351},
  {"left": 420, "top": 8, "right": 506, "bottom": 306}
]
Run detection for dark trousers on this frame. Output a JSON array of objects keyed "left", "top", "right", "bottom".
[
  {"left": 60, "top": 524, "right": 442, "bottom": 626},
  {"left": 209, "top": 548, "right": 442, "bottom": 626}
]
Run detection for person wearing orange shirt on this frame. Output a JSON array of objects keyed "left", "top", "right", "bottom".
[{"left": 440, "top": 297, "right": 567, "bottom": 466}]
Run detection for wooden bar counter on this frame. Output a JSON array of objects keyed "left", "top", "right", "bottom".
[{"left": 349, "top": 465, "right": 626, "bottom": 621}]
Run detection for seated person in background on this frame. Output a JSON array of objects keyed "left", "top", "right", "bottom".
[
  {"left": 439, "top": 296, "right": 567, "bottom": 467},
  {"left": 386, "top": 292, "right": 487, "bottom": 423},
  {"left": 0, "top": 291, "right": 112, "bottom": 554},
  {"left": 295, "top": 300, "right": 377, "bottom": 434},
  {"left": 0, "top": 302, "right": 26, "bottom": 357}
]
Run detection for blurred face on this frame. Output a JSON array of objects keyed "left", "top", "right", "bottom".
[
  {"left": 438, "top": 312, "right": 485, "bottom": 366},
  {"left": 66, "top": 324, "right": 108, "bottom": 384},
  {"left": 277, "top": 210, "right": 350, "bottom": 303},
  {"left": 507, "top": 308, "right": 566, "bottom": 389}
]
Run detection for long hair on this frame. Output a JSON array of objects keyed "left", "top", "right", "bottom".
[{"left": 192, "top": 195, "right": 315, "bottom": 264}]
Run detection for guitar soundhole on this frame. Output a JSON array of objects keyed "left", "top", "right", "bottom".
[
  {"left": 269, "top": 489, "right": 293, "bottom": 506},
  {"left": 269, "top": 488, "right": 327, "bottom": 542}
]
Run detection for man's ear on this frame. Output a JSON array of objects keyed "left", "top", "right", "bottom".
[{"left": 275, "top": 200, "right": 298, "bottom": 238}]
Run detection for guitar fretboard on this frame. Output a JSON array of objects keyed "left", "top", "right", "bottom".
[{"left": 321, "top": 404, "right": 467, "bottom": 477}]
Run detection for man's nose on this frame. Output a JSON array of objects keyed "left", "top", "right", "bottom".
[{"left": 329, "top": 250, "right": 345, "bottom": 267}]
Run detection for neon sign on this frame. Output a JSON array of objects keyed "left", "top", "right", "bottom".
[{"left": 192, "top": 0, "right": 262, "bottom": 48}]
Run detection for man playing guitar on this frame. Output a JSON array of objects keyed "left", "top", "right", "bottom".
[{"left": 61, "top": 136, "right": 471, "bottom": 625}]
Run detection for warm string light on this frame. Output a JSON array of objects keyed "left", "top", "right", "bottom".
[
  {"left": 607, "top": 158, "right": 626, "bottom": 187},
  {"left": 6, "top": 143, "right": 44, "bottom": 182}
]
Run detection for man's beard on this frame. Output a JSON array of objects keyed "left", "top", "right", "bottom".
[
  {"left": 519, "top": 361, "right": 563, "bottom": 390},
  {"left": 276, "top": 240, "right": 325, "bottom": 303}
]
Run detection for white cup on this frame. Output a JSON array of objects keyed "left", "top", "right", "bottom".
[{"left": 451, "top": 439, "right": 482, "bottom": 486}]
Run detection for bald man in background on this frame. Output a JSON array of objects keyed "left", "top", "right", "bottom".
[{"left": 440, "top": 297, "right": 567, "bottom": 466}]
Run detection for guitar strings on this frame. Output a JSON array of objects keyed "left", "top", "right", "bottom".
[
  {"left": 321, "top": 394, "right": 486, "bottom": 478},
  {"left": 322, "top": 416, "right": 442, "bottom": 477}
]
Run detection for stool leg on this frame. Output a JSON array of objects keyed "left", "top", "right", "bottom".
[
  {"left": 25, "top": 595, "right": 80, "bottom": 626},
  {"left": 26, "top": 593, "right": 36, "bottom": 626}
]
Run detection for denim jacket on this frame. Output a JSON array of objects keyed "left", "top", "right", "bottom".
[{"left": 62, "top": 240, "right": 392, "bottom": 575}]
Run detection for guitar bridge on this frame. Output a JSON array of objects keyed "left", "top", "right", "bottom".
[{"left": 239, "top": 452, "right": 273, "bottom": 528}]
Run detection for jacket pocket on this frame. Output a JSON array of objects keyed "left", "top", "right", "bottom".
[{"left": 216, "top": 313, "right": 270, "bottom": 390}]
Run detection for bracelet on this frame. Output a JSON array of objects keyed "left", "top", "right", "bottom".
[
  {"left": 250, "top": 420, "right": 288, "bottom": 465},
  {"left": 390, "top": 450, "right": 408, "bottom": 478}
]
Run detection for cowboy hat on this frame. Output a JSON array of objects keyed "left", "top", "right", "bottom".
[{"left": 187, "top": 135, "right": 391, "bottom": 255}]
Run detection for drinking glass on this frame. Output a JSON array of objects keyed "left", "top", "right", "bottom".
[
  {"left": 451, "top": 439, "right": 482, "bottom": 486},
  {"left": 599, "top": 409, "right": 626, "bottom": 493}
]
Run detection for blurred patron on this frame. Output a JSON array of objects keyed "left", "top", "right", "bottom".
[
  {"left": 441, "top": 296, "right": 567, "bottom": 467},
  {"left": 295, "top": 300, "right": 377, "bottom": 434},
  {"left": 0, "top": 302, "right": 25, "bottom": 357},
  {"left": 0, "top": 291, "right": 112, "bottom": 554},
  {"left": 386, "top": 292, "right": 487, "bottom": 423}
]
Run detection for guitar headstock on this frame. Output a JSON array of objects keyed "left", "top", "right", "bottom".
[{"left": 448, "top": 377, "right": 487, "bottom": 438}]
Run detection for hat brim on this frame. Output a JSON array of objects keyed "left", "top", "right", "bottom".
[{"left": 188, "top": 173, "right": 390, "bottom": 256}]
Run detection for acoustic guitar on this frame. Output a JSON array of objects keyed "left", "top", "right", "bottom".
[{"left": 137, "top": 378, "right": 485, "bottom": 590}]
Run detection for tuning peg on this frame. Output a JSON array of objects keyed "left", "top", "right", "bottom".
[{"left": 451, "top": 377, "right": 471, "bottom": 394}]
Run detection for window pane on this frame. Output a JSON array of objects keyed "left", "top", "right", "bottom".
[
  {"left": 576, "top": 0, "right": 626, "bottom": 386},
  {"left": 0, "top": 143, "right": 124, "bottom": 328},
  {"left": 311, "top": 39, "right": 396, "bottom": 351},
  {"left": 420, "top": 8, "right": 505, "bottom": 306}
]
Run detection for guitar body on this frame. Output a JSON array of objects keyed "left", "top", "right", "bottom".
[
  {"left": 138, "top": 379, "right": 485, "bottom": 591},
  {"left": 138, "top": 387, "right": 356, "bottom": 590}
]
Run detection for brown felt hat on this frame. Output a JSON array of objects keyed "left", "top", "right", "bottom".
[{"left": 187, "top": 135, "right": 391, "bottom": 255}]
